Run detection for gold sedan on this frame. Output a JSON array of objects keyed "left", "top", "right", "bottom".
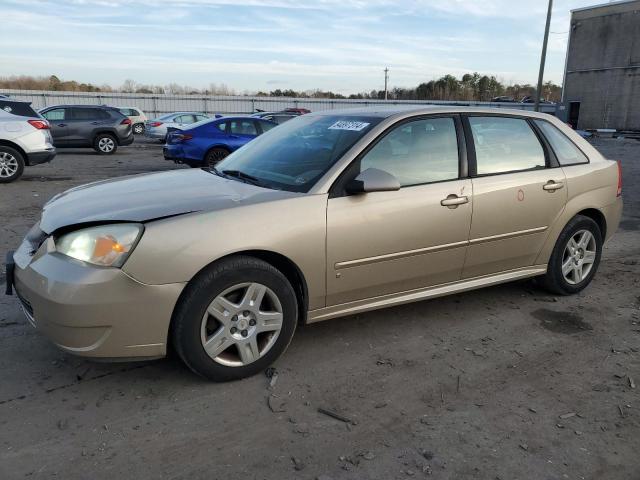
[{"left": 6, "top": 107, "right": 623, "bottom": 381}]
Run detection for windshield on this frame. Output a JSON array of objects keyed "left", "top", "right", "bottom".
[{"left": 215, "top": 115, "right": 382, "bottom": 192}]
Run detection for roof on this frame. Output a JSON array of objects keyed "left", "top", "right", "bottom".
[
  {"left": 571, "top": 0, "right": 640, "bottom": 14},
  {"left": 311, "top": 105, "right": 553, "bottom": 120}
]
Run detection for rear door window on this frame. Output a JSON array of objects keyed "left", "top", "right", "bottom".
[
  {"left": 176, "top": 114, "right": 196, "bottom": 124},
  {"left": 42, "top": 108, "right": 66, "bottom": 121},
  {"left": 229, "top": 120, "right": 258, "bottom": 136},
  {"left": 535, "top": 120, "right": 588, "bottom": 166},
  {"left": 468, "top": 116, "right": 546, "bottom": 175},
  {"left": 259, "top": 120, "right": 277, "bottom": 133},
  {"left": 71, "top": 108, "right": 108, "bottom": 120},
  {"left": 195, "top": 115, "right": 208, "bottom": 121}
]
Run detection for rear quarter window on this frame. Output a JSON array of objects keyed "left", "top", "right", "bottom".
[
  {"left": 535, "top": 120, "right": 588, "bottom": 166},
  {"left": 0, "top": 101, "right": 39, "bottom": 118}
]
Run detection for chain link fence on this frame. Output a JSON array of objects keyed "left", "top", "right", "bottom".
[{"left": 1, "top": 89, "right": 559, "bottom": 118}]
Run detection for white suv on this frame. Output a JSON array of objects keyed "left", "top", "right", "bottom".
[
  {"left": 0, "top": 99, "right": 56, "bottom": 183},
  {"left": 117, "top": 106, "right": 147, "bottom": 134}
]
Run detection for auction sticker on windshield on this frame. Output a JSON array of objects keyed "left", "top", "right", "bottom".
[{"left": 328, "top": 120, "right": 370, "bottom": 131}]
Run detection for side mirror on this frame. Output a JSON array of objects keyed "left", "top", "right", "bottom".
[{"left": 345, "top": 168, "right": 401, "bottom": 194}]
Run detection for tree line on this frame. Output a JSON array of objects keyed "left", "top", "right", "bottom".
[{"left": 0, "top": 74, "right": 561, "bottom": 102}]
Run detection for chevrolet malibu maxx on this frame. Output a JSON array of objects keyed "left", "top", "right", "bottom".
[{"left": 5, "top": 107, "right": 622, "bottom": 381}]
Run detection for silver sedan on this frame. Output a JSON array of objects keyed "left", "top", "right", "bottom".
[{"left": 144, "top": 112, "right": 209, "bottom": 140}]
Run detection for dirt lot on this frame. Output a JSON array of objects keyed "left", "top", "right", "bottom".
[{"left": 1, "top": 137, "right": 638, "bottom": 480}]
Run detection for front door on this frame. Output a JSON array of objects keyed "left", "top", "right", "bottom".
[
  {"left": 42, "top": 108, "right": 72, "bottom": 145},
  {"left": 326, "top": 116, "right": 472, "bottom": 306},
  {"left": 461, "top": 115, "right": 567, "bottom": 278}
]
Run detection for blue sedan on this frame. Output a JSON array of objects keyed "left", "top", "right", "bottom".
[{"left": 163, "top": 116, "right": 277, "bottom": 167}]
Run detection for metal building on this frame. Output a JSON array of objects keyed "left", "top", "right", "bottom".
[{"left": 562, "top": 0, "right": 640, "bottom": 131}]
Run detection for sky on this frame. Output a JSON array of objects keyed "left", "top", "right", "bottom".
[{"left": 0, "top": 0, "right": 609, "bottom": 94}]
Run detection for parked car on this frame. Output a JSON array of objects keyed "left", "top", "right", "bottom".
[
  {"left": 0, "top": 99, "right": 56, "bottom": 183},
  {"left": 164, "top": 116, "right": 277, "bottom": 167},
  {"left": 40, "top": 105, "right": 133, "bottom": 155},
  {"left": 6, "top": 107, "right": 622, "bottom": 381},
  {"left": 117, "top": 106, "right": 147, "bottom": 134},
  {"left": 251, "top": 112, "right": 298, "bottom": 125},
  {"left": 144, "top": 112, "right": 209, "bottom": 141},
  {"left": 521, "top": 96, "right": 554, "bottom": 104},
  {"left": 491, "top": 96, "right": 515, "bottom": 103}
]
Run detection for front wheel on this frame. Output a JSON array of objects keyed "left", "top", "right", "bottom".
[
  {"left": 133, "top": 123, "right": 144, "bottom": 134},
  {"left": 93, "top": 134, "right": 117, "bottom": 155},
  {"left": 541, "top": 215, "right": 603, "bottom": 295},
  {"left": 0, "top": 146, "right": 25, "bottom": 183},
  {"left": 172, "top": 256, "right": 298, "bottom": 381}
]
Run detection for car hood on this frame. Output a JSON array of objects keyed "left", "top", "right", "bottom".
[{"left": 40, "top": 168, "right": 300, "bottom": 233}]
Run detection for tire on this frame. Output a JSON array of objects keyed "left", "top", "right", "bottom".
[
  {"left": 93, "top": 134, "right": 118, "bottom": 155},
  {"left": 133, "top": 123, "right": 144, "bottom": 135},
  {"left": 0, "top": 146, "right": 25, "bottom": 183},
  {"left": 172, "top": 256, "right": 298, "bottom": 381},
  {"left": 540, "top": 215, "right": 603, "bottom": 295},
  {"left": 205, "top": 147, "right": 230, "bottom": 168}
]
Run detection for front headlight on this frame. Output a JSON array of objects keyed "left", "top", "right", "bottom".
[{"left": 55, "top": 223, "right": 143, "bottom": 267}]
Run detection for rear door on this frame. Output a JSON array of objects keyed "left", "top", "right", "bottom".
[
  {"left": 227, "top": 119, "right": 259, "bottom": 150},
  {"left": 461, "top": 115, "right": 567, "bottom": 278},
  {"left": 70, "top": 108, "right": 112, "bottom": 144}
]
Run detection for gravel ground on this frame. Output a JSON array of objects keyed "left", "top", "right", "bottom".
[{"left": 0, "top": 137, "right": 638, "bottom": 480}]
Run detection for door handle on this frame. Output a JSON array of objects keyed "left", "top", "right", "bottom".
[
  {"left": 543, "top": 180, "right": 564, "bottom": 191},
  {"left": 91, "top": 121, "right": 100, "bottom": 125},
  {"left": 57, "top": 123, "right": 67, "bottom": 127},
  {"left": 440, "top": 194, "right": 469, "bottom": 208}
]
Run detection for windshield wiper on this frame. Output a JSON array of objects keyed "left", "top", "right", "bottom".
[{"left": 221, "top": 169, "right": 264, "bottom": 186}]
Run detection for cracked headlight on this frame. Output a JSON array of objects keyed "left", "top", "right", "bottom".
[{"left": 55, "top": 224, "right": 143, "bottom": 267}]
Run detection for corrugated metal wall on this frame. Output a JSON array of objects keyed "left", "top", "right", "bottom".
[{"left": 0, "top": 89, "right": 558, "bottom": 118}]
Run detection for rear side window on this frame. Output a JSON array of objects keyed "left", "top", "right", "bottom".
[
  {"left": 535, "top": 120, "right": 588, "bottom": 166},
  {"left": 229, "top": 120, "right": 258, "bottom": 136},
  {"left": 360, "top": 117, "right": 459, "bottom": 186},
  {"left": 0, "top": 100, "right": 39, "bottom": 117},
  {"left": 469, "top": 116, "right": 546, "bottom": 175},
  {"left": 42, "top": 108, "right": 66, "bottom": 121},
  {"left": 214, "top": 122, "right": 227, "bottom": 133},
  {"left": 259, "top": 120, "right": 276, "bottom": 132},
  {"left": 175, "top": 115, "right": 195, "bottom": 123},
  {"left": 71, "top": 108, "right": 110, "bottom": 120}
]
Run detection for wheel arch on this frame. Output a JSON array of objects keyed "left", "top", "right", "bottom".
[
  {"left": 203, "top": 144, "right": 232, "bottom": 161},
  {"left": 168, "top": 250, "right": 309, "bottom": 345},
  {"left": 0, "top": 140, "right": 28, "bottom": 165},
  {"left": 535, "top": 206, "right": 608, "bottom": 266}
]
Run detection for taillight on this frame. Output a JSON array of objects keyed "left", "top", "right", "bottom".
[
  {"left": 121, "top": 118, "right": 132, "bottom": 125},
  {"left": 149, "top": 121, "right": 163, "bottom": 127},
  {"left": 617, "top": 160, "right": 622, "bottom": 197},
  {"left": 28, "top": 119, "right": 49, "bottom": 129},
  {"left": 175, "top": 134, "right": 193, "bottom": 142}
]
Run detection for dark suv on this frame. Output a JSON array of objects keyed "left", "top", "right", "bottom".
[{"left": 40, "top": 105, "right": 134, "bottom": 154}]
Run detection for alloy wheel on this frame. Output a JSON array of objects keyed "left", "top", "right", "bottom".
[
  {"left": 201, "top": 282, "right": 283, "bottom": 367},
  {"left": 98, "top": 137, "right": 115, "bottom": 153},
  {"left": 0, "top": 151, "right": 19, "bottom": 178},
  {"left": 561, "top": 229, "right": 597, "bottom": 285}
]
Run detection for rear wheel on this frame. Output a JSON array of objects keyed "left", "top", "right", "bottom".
[
  {"left": 541, "top": 215, "right": 602, "bottom": 295},
  {"left": 0, "top": 146, "right": 25, "bottom": 183},
  {"left": 172, "top": 256, "right": 298, "bottom": 381},
  {"left": 133, "top": 123, "right": 144, "bottom": 134},
  {"left": 93, "top": 134, "right": 117, "bottom": 155},
  {"left": 205, "top": 147, "right": 230, "bottom": 168}
]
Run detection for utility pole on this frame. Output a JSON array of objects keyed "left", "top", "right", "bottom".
[
  {"left": 384, "top": 67, "right": 389, "bottom": 100},
  {"left": 535, "top": 0, "right": 553, "bottom": 112}
]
